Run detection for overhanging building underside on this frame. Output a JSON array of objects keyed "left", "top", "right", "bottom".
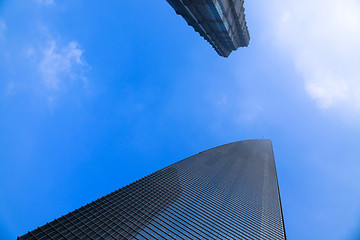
[{"left": 166, "top": 0, "right": 250, "bottom": 57}]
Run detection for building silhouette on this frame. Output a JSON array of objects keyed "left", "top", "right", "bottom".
[
  {"left": 19, "top": 139, "right": 286, "bottom": 239},
  {"left": 166, "top": 0, "right": 250, "bottom": 57}
]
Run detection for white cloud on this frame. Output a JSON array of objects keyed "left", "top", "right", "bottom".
[
  {"left": 265, "top": 0, "right": 360, "bottom": 109},
  {"left": 0, "top": 19, "right": 7, "bottom": 39},
  {"left": 37, "top": 40, "right": 85, "bottom": 90},
  {"left": 36, "top": 0, "right": 54, "bottom": 5}
]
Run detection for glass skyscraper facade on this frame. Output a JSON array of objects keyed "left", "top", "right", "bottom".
[
  {"left": 166, "top": 0, "right": 250, "bottom": 57},
  {"left": 19, "top": 139, "right": 286, "bottom": 239}
]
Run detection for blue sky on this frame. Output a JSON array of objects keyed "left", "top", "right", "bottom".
[{"left": 1, "top": 0, "right": 360, "bottom": 239}]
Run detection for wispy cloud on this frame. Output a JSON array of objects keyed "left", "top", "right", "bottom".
[
  {"left": 0, "top": 19, "right": 7, "bottom": 39},
  {"left": 36, "top": 0, "right": 54, "bottom": 5},
  {"left": 5, "top": 81, "right": 14, "bottom": 96},
  {"left": 265, "top": 0, "right": 360, "bottom": 109},
  {"left": 36, "top": 40, "right": 86, "bottom": 90},
  {"left": 236, "top": 99, "right": 262, "bottom": 124},
  {"left": 213, "top": 93, "right": 262, "bottom": 125},
  {"left": 0, "top": 17, "right": 89, "bottom": 105}
]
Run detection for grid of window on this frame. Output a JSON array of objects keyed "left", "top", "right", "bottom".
[
  {"left": 19, "top": 139, "right": 286, "bottom": 240},
  {"left": 165, "top": 0, "right": 250, "bottom": 57}
]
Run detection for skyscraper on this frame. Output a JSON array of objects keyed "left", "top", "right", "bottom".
[
  {"left": 166, "top": 0, "right": 250, "bottom": 57},
  {"left": 18, "top": 139, "right": 286, "bottom": 239}
]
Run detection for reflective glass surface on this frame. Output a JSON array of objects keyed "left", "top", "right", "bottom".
[{"left": 19, "top": 140, "right": 286, "bottom": 240}]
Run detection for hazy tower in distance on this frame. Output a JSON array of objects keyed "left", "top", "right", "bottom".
[
  {"left": 18, "top": 139, "right": 286, "bottom": 239},
  {"left": 166, "top": 0, "right": 250, "bottom": 57}
]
